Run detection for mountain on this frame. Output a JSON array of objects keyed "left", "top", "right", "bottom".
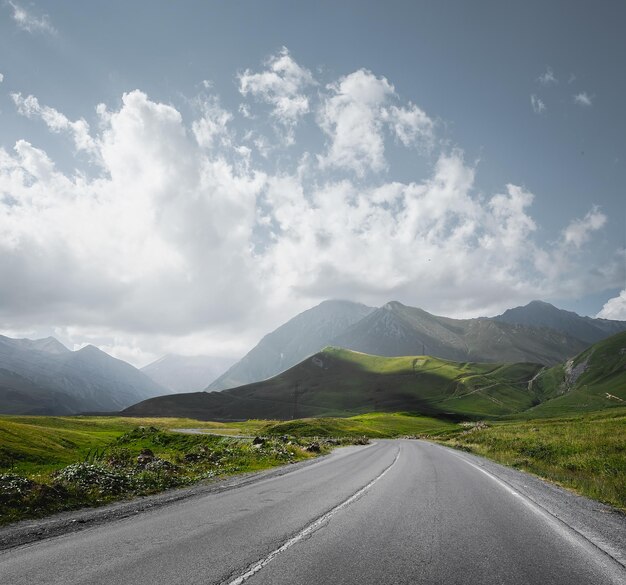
[
  {"left": 124, "top": 347, "right": 544, "bottom": 420},
  {"left": 494, "top": 300, "right": 626, "bottom": 344},
  {"left": 141, "top": 354, "right": 237, "bottom": 393},
  {"left": 332, "top": 301, "right": 588, "bottom": 365},
  {"left": 0, "top": 368, "right": 81, "bottom": 415},
  {"left": 123, "top": 331, "right": 626, "bottom": 422},
  {"left": 207, "top": 300, "right": 375, "bottom": 390},
  {"left": 523, "top": 330, "right": 626, "bottom": 417},
  {"left": 209, "top": 300, "right": 601, "bottom": 393},
  {"left": 0, "top": 336, "right": 167, "bottom": 415}
]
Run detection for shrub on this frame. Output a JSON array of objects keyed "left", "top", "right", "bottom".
[{"left": 55, "top": 463, "right": 133, "bottom": 495}]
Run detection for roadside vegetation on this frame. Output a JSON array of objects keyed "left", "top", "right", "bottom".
[
  {"left": 0, "top": 416, "right": 328, "bottom": 525},
  {"left": 2, "top": 406, "right": 624, "bottom": 524},
  {"left": 0, "top": 411, "right": 458, "bottom": 524},
  {"left": 432, "top": 407, "right": 626, "bottom": 511}
]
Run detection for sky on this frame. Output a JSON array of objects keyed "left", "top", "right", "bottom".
[{"left": 0, "top": 1, "right": 624, "bottom": 367}]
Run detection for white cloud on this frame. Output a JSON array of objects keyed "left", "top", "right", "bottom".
[
  {"left": 573, "top": 92, "right": 593, "bottom": 107},
  {"left": 238, "top": 47, "right": 315, "bottom": 143},
  {"left": 8, "top": 1, "right": 56, "bottom": 34},
  {"left": 530, "top": 94, "right": 546, "bottom": 114},
  {"left": 382, "top": 103, "right": 434, "bottom": 148},
  {"left": 191, "top": 96, "right": 232, "bottom": 149},
  {"left": 0, "top": 54, "right": 616, "bottom": 362},
  {"left": 562, "top": 207, "right": 606, "bottom": 248},
  {"left": 597, "top": 290, "right": 626, "bottom": 320},
  {"left": 0, "top": 73, "right": 4, "bottom": 83},
  {"left": 317, "top": 69, "right": 434, "bottom": 176},
  {"left": 11, "top": 93, "right": 98, "bottom": 155},
  {"left": 537, "top": 66, "right": 558, "bottom": 85}
]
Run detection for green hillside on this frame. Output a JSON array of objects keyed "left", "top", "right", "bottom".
[
  {"left": 260, "top": 412, "right": 457, "bottom": 437},
  {"left": 517, "top": 331, "right": 626, "bottom": 418},
  {"left": 124, "top": 347, "right": 544, "bottom": 420}
]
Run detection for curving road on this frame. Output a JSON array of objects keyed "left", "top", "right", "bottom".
[{"left": 0, "top": 440, "right": 624, "bottom": 584}]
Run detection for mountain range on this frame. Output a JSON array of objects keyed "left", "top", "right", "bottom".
[
  {"left": 494, "top": 300, "right": 626, "bottom": 344},
  {"left": 207, "top": 300, "right": 626, "bottom": 391},
  {"left": 0, "top": 336, "right": 166, "bottom": 415},
  {"left": 123, "top": 330, "right": 626, "bottom": 421},
  {"left": 208, "top": 300, "right": 374, "bottom": 390},
  {"left": 1, "top": 299, "right": 625, "bottom": 416}
]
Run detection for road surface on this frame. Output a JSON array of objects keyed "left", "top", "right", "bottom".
[{"left": 1, "top": 440, "right": 624, "bottom": 584}]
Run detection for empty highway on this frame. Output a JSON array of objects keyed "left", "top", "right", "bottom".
[{"left": 0, "top": 440, "right": 624, "bottom": 585}]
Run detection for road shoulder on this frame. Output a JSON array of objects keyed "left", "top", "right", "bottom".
[{"left": 426, "top": 441, "right": 626, "bottom": 568}]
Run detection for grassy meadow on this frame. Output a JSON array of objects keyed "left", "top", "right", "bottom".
[
  {"left": 433, "top": 407, "right": 626, "bottom": 510},
  {"left": 0, "top": 412, "right": 449, "bottom": 525},
  {"left": 0, "top": 416, "right": 323, "bottom": 525},
  {"left": 1, "top": 407, "right": 624, "bottom": 524}
]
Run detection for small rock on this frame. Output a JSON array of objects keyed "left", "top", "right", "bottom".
[{"left": 136, "top": 448, "right": 155, "bottom": 466}]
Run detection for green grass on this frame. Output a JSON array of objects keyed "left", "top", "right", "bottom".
[
  {"left": 433, "top": 407, "right": 626, "bottom": 510},
  {"left": 0, "top": 415, "right": 329, "bottom": 525},
  {"left": 128, "top": 347, "right": 545, "bottom": 421},
  {"left": 0, "top": 416, "right": 248, "bottom": 476},
  {"left": 522, "top": 331, "right": 626, "bottom": 418},
  {"left": 261, "top": 412, "right": 457, "bottom": 438}
]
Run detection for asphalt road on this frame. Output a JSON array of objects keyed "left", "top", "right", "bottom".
[{"left": 1, "top": 440, "right": 624, "bottom": 585}]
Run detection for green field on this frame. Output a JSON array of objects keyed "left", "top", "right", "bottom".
[
  {"left": 0, "top": 415, "right": 325, "bottom": 525},
  {"left": 260, "top": 412, "right": 457, "bottom": 437},
  {"left": 433, "top": 407, "right": 626, "bottom": 510},
  {"left": 0, "top": 416, "right": 254, "bottom": 476}
]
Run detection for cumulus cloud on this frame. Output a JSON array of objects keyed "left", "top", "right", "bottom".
[
  {"left": 238, "top": 47, "right": 315, "bottom": 143},
  {"left": 191, "top": 96, "right": 232, "bottom": 149},
  {"left": 0, "top": 73, "right": 4, "bottom": 83},
  {"left": 597, "top": 290, "right": 626, "bottom": 320},
  {"left": 317, "top": 69, "right": 434, "bottom": 176},
  {"left": 382, "top": 103, "right": 434, "bottom": 148},
  {"left": 537, "top": 66, "right": 558, "bottom": 85},
  {"left": 0, "top": 51, "right": 615, "bottom": 363},
  {"left": 573, "top": 92, "right": 593, "bottom": 107},
  {"left": 530, "top": 94, "right": 546, "bottom": 114},
  {"left": 8, "top": 1, "right": 56, "bottom": 34},
  {"left": 11, "top": 93, "right": 98, "bottom": 155},
  {"left": 562, "top": 207, "right": 606, "bottom": 247}
]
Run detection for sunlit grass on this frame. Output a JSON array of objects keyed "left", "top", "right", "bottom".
[{"left": 433, "top": 407, "right": 626, "bottom": 510}]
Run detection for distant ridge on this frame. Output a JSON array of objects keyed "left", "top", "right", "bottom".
[
  {"left": 207, "top": 300, "right": 374, "bottom": 391},
  {"left": 332, "top": 301, "right": 588, "bottom": 365},
  {"left": 494, "top": 300, "right": 626, "bottom": 344},
  {"left": 206, "top": 299, "right": 625, "bottom": 392},
  {"left": 123, "top": 330, "right": 626, "bottom": 422},
  {"left": 0, "top": 336, "right": 166, "bottom": 415}
]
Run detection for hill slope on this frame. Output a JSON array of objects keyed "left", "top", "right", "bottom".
[
  {"left": 494, "top": 300, "right": 626, "bottom": 344},
  {"left": 125, "top": 347, "right": 544, "bottom": 420},
  {"left": 207, "top": 300, "right": 374, "bottom": 390},
  {"left": 0, "top": 336, "right": 166, "bottom": 414},
  {"left": 142, "top": 354, "right": 237, "bottom": 393},
  {"left": 521, "top": 330, "right": 626, "bottom": 417},
  {"left": 332, "top": 301, "right": 587, "bottom": 365}
]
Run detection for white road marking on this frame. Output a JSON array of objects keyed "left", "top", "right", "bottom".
[
  {"left": 445, "top": 447, "right": 626, "bottom": 578},
  {"left": 221, "top": 447, "right": 401, "bottom": 585}
]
